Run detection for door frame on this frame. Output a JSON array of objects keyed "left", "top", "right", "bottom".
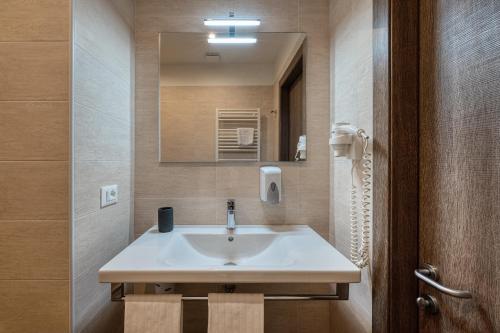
[
  {"left": 372, "top": 0, "right": 420, "bottom": 332},
  {"left": 279, "top": 46, "right": 304, "bottom": 161}
]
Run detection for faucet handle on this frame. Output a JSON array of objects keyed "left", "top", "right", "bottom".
[{"left": 227, "top": 199, "right": 235, "bottom": 210}]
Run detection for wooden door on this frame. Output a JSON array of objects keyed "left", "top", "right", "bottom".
[{"left": 419, "top": 0, "right": 500, "bottom": 332}]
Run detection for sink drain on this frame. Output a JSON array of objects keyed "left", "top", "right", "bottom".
[{"left": 224, "top": 262, "right": 237, "bottom": 266}]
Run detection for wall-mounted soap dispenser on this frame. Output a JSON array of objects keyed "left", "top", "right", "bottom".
[{"left": 260, "top": 166, "right": 281, "bottom": 204}]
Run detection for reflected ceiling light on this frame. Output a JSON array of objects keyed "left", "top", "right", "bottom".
[
  {"left": 204, "top": 19, "right": 261, "bottom": 27},
  {"left": 207, "top": 37, "right": 257, "bottom": 44}
]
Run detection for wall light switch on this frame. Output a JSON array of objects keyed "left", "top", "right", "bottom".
[{"left": 101, "top": 185, "right": 118, "bottom": 208}]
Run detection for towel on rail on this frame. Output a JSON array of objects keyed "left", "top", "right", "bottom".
[
  {"left": 237, "top": 128, "right": 254, "bottom": 146},
  {"left": 124, "top": 294, "right": 182, "bottom": 333},
  {"left": 208, "top": 293, "right": 264, "bottom": 333}
]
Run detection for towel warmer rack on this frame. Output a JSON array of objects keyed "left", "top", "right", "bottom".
[
  {"left": 111, "top": 283, "right": 349, "bottom": 302},
  {"left": 216, "top": 109, "right": 260, "bottom": 162}
]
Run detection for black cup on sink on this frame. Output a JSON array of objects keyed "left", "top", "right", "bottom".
[{"left": 158, "top": 207, "right": 173, "bottom": 233}]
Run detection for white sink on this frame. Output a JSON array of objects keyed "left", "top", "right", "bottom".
[
  {"left": 163, "top": 233, "right": 292, "bottom": 267},
  {"left": 99, "top": 225, "right": 361, "bottom": 283}
]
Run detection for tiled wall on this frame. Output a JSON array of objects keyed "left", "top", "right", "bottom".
[
  {"left": 73, "top": 0, "right": 134, "bottom": 331},
  {"left": 161, "top": 86, "right": 275, "bottom": 162},
  {"left": 0, "top": 1, "right": 71, "bottom": 332},
  {"left": 135, "top": 0, "right": 330, "bottom": 237},
  {"left": 134, "top": 0, "right": 331, "bottom": 331},
  {"left": 329, "top": 0, "right": 373, "bottom": 331}
]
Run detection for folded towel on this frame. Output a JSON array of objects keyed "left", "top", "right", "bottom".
[
  {"left": 124, "top": 294, "right": 182, "bottom": 333},
  {"left": 237, "top": 128, "right": 254, "bottom": 146},
  {"left": 208, "top": 293, "right": 264, "bottom": 333}
]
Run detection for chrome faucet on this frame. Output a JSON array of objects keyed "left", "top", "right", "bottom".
[{"left": 226, "top": 199, "right": 236, "bottom": 230}]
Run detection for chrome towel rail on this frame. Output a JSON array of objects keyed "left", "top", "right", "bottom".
[{"left": 111, "top": 283, "right": 349, "bottom": 302}]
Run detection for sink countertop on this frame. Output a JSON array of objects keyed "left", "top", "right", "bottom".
[{"left": 99, "top": 225, "right": 361, "bottom": 284}]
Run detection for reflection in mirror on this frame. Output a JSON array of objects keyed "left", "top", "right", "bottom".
[{"left": 159, "top": 32, "right": 306, "bottom": 162}]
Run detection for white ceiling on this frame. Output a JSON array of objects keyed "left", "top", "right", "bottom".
[{"left": 160, "top": 32, "right": 305, "bottom": 65}]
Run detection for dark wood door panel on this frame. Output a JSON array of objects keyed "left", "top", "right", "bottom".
[{"left": 419, "top": 0, "right": 500, "bottom": 332}]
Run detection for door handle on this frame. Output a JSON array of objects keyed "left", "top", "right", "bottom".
[{"left": 415, "top": 264, "right": 472, "bottom": 299}]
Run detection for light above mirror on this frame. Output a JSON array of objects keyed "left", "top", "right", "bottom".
[{"left": 204, "top": 19, "right": 261, "bottom": 26}]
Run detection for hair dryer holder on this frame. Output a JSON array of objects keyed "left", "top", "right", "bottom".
[{"left": 329, "top": 122, "right": 367, "bottom": 160}]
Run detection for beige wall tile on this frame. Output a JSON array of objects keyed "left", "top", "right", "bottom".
[
  {"left": 74, "top": 103, "right": 131, "bottom": 162},
  {"left": 0, "top": 280, "right": 70, "bottom": 333},
  {"left": 135, "top": 165, "right": 216, "bottom": 198},
  {"left": 74, "top": 198, "right": 130, "bottom": 331},
  {"left": 0, "top": 0, "right": 70, "bottom": 42},
  {"left": 0, "top": 42, "right": 69, "bottom": 101},
  {"left": 298, "top": 165, "right": 330, "bottom": 195},
  {"left": 0, "top": 162, "right": 69, "bottom": 220},
  {"left": 0, "top": 1, "right": 72, "bottom": 332},
  {"left": 73, "top": 45, "right": 131, "bottom": 119},
  {"left": 75, "top": 207, "right": 131, "bottom": 279},
  {"left": 297, "top": 302, "right": 331, "bottom": 333},
  {"left": 214, "top": 196, "right": 300, "bottom": 226},
  {"left": 264, "top": 302, "right": 330, "bottom": 333},
  {"left": 264, "top": 301, "right": 299, "bottom": 332},
  {"left": 75, "top": 0, "right": 134, "bottom": 79},
  {"left": 75, "top": 161, "right": 131, "bottom": 218},
  {"left": 330, "top": 0, "right": 373, "bottom": 329},
  {"left": 111, "top": 0, "right": 135, "bottom": 27},
  {"left": 0, "top": 102, "right": 69, "bottom": 161},
  {"left": 215, "top": 165, "right": 261, "bottom": 198},
  {"left": 0, "top": 220, "right": 68, "bottom": 280},
  {"left": 74, "top": 216, "right": 128, "bottom": 330},
  {"left": 330, "top": 300, "right": 371, "bottom": 333},
  {"left": 76, "top": 286, "right": 124, "bottom": 333},
  {"left": 73, "top": 1, "right": 135, "bottom": 332}
]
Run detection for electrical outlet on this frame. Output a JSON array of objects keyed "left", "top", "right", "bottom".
[{"left": 101, "top": 185, "right": 118, "bottom": 208}]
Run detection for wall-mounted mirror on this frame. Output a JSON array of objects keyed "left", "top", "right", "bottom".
[{"left": 159, "top": 32, "right": 306, "bottom": 162}]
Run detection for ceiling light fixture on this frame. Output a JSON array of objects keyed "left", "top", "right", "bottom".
[{"left": 204, "top": 19, "right": 261, "bottom": 27}]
